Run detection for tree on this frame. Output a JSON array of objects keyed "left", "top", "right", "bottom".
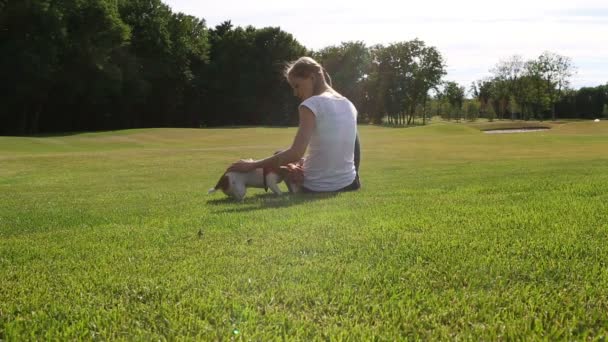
[
  {"left": 465, "top": 99, "right": 480, "bottom": 121},
  {"left": 555, "top": 84, "right": 608, "bottom": 119},
  {"left": 536, "top": 51, "right": 575, "bottom": 121},
  {"left": 470, "top": 79, "right": 492, "bottom": 119},
  {"left": 165, "top": 12, "right": 210, "bottom": 126},
  {"left": 524, "top": 59, "right": 551, "bottom": 120},
  {"left": 118, "top": 0, "right": 177, "bottom": 128},
  {"left": 250, "top": 27, "right": 307, "bottom": 125},
  {"left": 407, "top": 40, "right": 445, "bottom": 125},
  {"left": 359, "top": 44, "right": 389, "bottom": 124},
  {"left": 488, "top": 77, "right": 511, "bottom": 120},
  {"left": 0, "top": 0, "right": 65, "bottom": 134},
  {"left": 367, "top": 40, "right": 445, "bottom": 126},
  {"left": 573, "top": 85, "right": 607, "bottom": 119},
  {"left": 486, "top": 99, "right": 497, "bottom": 121},
  {"left": 55, "top": 0, "right": 131, "bottom": 132},
  {"left": 491, "top": 55, "right": 525, "bottom": 120},
  {"left": 314, "top": 41, "right": 371, "bottom": 120},
  {"left": 443, "top": 81, "right": 465, "bottom": 121},
  {"left": 206, "top": 23, "right": 306, "bottom": 126},
  {"left": 0, "top": 0, "right": 131, "bottom": 135}
]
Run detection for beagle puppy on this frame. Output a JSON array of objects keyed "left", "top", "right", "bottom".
[
  {"left": 208, "top": 161, "right": 288, "bottom": 201},
  {"left": 208, "top": 150, "right": 305, "bottom": 201}
]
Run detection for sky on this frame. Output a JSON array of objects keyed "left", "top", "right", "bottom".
[{"left": 164, "top": 0, "right": 608, "bottom": 90}]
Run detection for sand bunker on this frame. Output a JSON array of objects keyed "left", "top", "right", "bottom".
[{"left": 484, "top": 128, "right": 550, "bottom": 134}]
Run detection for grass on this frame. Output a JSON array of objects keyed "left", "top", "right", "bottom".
[{"left": 1, "top": 120, "right": 608, "bottom": 340}]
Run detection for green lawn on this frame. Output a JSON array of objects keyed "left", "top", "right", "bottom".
[{"left": 1, "top": 120, "right": 607, "bottom": 340}]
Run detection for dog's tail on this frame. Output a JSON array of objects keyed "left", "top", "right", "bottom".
[{"left": 208, "top": 174, "right": 229, "bottom": 195}]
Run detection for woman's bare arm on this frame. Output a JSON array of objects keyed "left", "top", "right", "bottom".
[
  {"left": 256, "top": 106, "right": 315, "bottom": 168},
  {"left": 227, "top": 106, "right": 315, "bottom": 172}
]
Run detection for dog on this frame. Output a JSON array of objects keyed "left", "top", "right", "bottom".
[
  {"left": 207, "top": 162, "right": 288, "bottom": 201},
  {"left": 208, "top": 151, "right": 304, "bottom": 201}
]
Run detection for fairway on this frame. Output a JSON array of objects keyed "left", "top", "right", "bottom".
[{"left": 1, "top": 121, "right": 608, "bottom": 339}]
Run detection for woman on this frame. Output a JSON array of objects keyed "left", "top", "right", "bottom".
[{"left": 228, "top": 57, "right": 360, "bottom": 193}]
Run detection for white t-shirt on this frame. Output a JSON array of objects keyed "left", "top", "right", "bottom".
[{"left": 300, "top": 92, "right": 357, "bottom": 192}]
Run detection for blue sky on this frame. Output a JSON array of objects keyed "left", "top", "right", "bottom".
[{"left": 164, "top": 0, "right": 608, "bottom": 90}]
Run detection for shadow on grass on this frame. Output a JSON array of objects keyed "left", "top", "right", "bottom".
[{"left": 207, "top": 192, "right": 339, "bottom": 213}]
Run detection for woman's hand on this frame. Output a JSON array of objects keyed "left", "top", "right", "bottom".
[
  {"left": 227, "top": 159, "right": 258, "bottom": 173},
  {"left": 282, "top": 160, "right": 305, "bottom": 186}
]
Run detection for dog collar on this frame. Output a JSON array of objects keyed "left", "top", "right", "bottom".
[{"left": 263, "top": 167, "right": 270, "bottom": 192}]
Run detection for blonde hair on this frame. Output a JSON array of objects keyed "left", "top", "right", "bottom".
[{"left": 284, "top": 57, "right": 332, "bottom": 93}]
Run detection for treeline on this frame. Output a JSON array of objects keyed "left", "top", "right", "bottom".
[
  {"left": 0, "top": 0, "right": 306, "bottom": 135},
  {"left": 432, "top": 54, "right": 607, "bottom": 122},
  {"left": 1, "top": 1, "right": 606, "bottom": 135}
]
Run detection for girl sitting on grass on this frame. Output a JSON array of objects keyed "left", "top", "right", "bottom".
[{"left": 228, "top": 56, "right": 360, "bottom": 193}]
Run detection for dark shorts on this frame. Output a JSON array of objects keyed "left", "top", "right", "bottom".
[{"left": 301, "top": 174, "right": 361, "bottom": 194}]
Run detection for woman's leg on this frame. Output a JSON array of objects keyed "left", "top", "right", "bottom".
[
  {"left": 355, "top": 134, "right": 361, "bottom": 173},
  {"left": 353, "top": 134, "right": 361, "bottom": 189}
]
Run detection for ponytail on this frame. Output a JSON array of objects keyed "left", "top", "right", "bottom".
[{"left": 322, "top": 68, "right": 332, "bottom": 87}]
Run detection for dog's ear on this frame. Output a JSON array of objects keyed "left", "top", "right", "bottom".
[{"left": 214, "top": 174, "right": 230, "bottom": 191}]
